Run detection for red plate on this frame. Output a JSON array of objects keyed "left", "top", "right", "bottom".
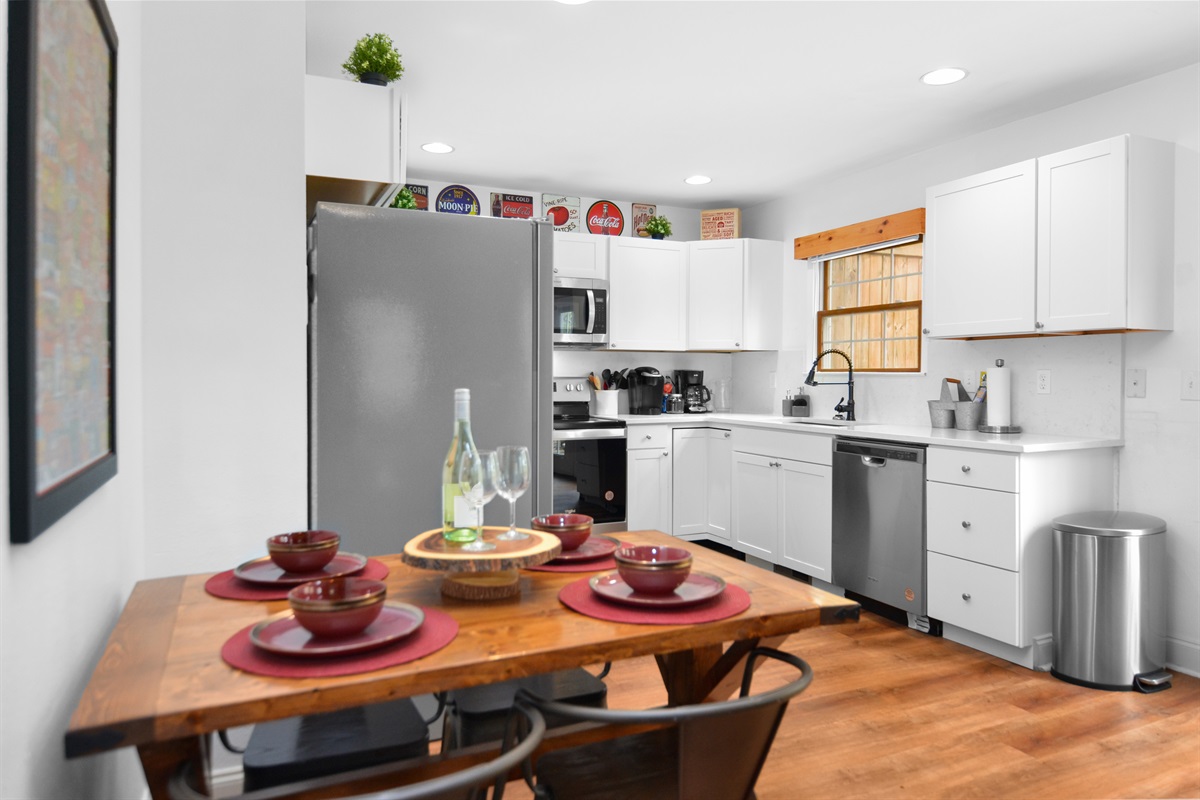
[
  {"left": 233, "top": 552, "right": 368, "bottom": 586},
  {"left": 248, "top": 602, "right": 425, "bottom": 657},
  {"left": 589, "top": 572, "right": 727, "bottom": 608},
  {"left": 548, "top": 535, "right": 620, "bottom": 563}
]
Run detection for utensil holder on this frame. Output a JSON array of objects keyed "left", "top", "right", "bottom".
[
  {"left": 593, "top": 390, "right": 619, "bottom": 418},
  {"left": 954, "top": 400, "right": 983, "bottom": 431},
  {"left": 928, "top": 400, "right": 956, "bottom": 428}
]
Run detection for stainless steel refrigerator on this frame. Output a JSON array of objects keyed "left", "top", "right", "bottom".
[{"left": 308, "top": 202, "right": 553, "bottom": 556}]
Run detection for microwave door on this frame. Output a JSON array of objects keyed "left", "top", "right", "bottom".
[{"left": 554, "top": 286, "right": 593, "bottom": 346}]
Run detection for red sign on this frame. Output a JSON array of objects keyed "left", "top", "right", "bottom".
[{"left": 586, "top": 200, "right": 624, "bottom": 236}]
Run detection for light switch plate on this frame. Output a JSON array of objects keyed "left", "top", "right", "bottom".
[
  {"left": 1184, "top": 370, "right": 1200, "bottom": 401},
  {"left": 1126, "top": 368, "right": 1147, "bottom": 398}
]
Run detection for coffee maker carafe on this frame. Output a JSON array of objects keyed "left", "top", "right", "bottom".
[{"left": 674, "top": 370, "right": 710, "bottom": 414}]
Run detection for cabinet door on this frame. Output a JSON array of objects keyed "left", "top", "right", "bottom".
[
  {"left": 706, "top": 430, "right": 732, "bottom": 541},
  {"left": 305, "top": 75, "right": 405, "bottom": 184},
  {"left": 741, "top": 239, "right": 783, "bottom": 351},
  {"left": 777, "top": 459, "right": 832, "bottom": 581},
  {"left": 626, "top": 446, "right": 672, "bottom": 532},
  {"left": 672, "top": 429, "right": 710, "bottom": 538},
  {"left": 608, "top": 238, "right": 687, "bottom": 351},
  {"left": 687, "top": 240, "right": 744, "bottom": 350},
  {"left": 925, "top": 160, "right": 1037, "bottom": 337},
  {"left": 731, "top": 452, "right": 778, "bottom": 559},
  {"left": 553, "top": 232, "right": 608, "bottom": 280},
  {"left": 1037, "top": 136, "right": 1128, "bottom": 332}
]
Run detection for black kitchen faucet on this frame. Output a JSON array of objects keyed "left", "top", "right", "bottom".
[{"left": 803, "top": 348, "right": 855, "bottom": 421}]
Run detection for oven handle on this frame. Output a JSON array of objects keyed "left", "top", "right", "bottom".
[
  {"left": 552, "top": 427, "right": 627, "bottom": 441},
  {"left": 585, "top": 289, "right": 596, "bottom": 335}
]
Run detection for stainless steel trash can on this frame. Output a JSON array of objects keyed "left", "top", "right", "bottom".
[{"left": 1052, "top": 510, "right": 1172, "bottom": 693}]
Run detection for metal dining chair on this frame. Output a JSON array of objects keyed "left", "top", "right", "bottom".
[
  {"left": 514, "top": 648, "right": 814, "bottom": 800},
  {"left": 170, "top": 703, "right": 545, "bottom": 800}
]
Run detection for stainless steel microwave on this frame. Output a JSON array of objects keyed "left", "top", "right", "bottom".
[{"left": 553, "top": 278, "right": 608, "bottom": 348}]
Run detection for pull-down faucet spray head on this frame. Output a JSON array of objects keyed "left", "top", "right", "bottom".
[{"left": 803, "top": 348, "right": 855, "bottom": 420}]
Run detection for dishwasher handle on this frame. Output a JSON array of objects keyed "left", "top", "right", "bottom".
[{"left": 834, "top": 438, "right": 927, "bottom": 464}]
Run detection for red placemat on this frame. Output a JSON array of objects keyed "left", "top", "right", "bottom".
[
  {"left": 526, "top": 556, "right": 617, "bottom": 573},
  {"left": 221, "top": 607, "right": 458, "bottom": 678},
  {"left": 205, "top": 558, "right": 389, "bottom": 601},
  {"left": 558, "top": 576, "right": 751, "bottom": 625}
]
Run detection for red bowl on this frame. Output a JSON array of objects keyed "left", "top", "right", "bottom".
[
  {"left": 614, "top": 545, "right": 693, "bottom": 595},
  {"left": 267, "top": 530, "right": 340, "bottom": 573},
  {"left": 531, "top": 514, "right": 593, "bottom": 551},
  {"left": 288, "top": 577, "right": 386, "bottom": 638}
]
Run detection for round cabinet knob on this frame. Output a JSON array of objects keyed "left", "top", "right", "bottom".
[
  {"left": 644, "top": 434, "right": 652, "bottom": 440},
  {"left": 724, "top": 432, "right": 731, "bottom": 438},
  {"left": 1035, "top": 321, "right": 1045, "bottom": 329},
  {"left": 553, "top": 267, "right": 560, "bottom": 273},
  {"left": 962, "top": 520, "right": 971, "bottom": 529},
  {"left": 962, "top": 593, "right": 972, "bottom": 601},
  {"left": 734, "top": 342, "right": 741, "bottom": 348},
  {"left": 610, "top": 343, "right": 617, "bottom": 348},
  {"left": 922, "top": 328, "right": 930, "bottom": 334},
  {"left": 663, "top": 451, "right": 669, "bottom": 457},
  {"left": 961, "top": 465, "right": 971, "bottom": 473}
]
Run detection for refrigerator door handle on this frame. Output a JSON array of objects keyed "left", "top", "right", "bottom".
[{"left": 586, "top": 289, "right": 596, "bottom": 334}]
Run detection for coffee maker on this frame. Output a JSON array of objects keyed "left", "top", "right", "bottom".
[
  {"left": 627, "top": 367, "right": 665, "bottom": 415},
  {"left": 674, "top": 370, "right": 711, "bottom": 414}
]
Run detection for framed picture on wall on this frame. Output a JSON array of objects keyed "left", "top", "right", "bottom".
[{"left": 7, "top": 0, "right": 119, "bottom": 543}]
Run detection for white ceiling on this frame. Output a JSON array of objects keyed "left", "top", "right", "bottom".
[{"left": 305, "top": 1, "right": 1200, "bottom": 208}]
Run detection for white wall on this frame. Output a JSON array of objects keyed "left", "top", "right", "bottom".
[
  {"left": 1, "top": 3, "right": 147, "bottom": 798},
  {"left": 740, "top": 65, "right": 1200, "bottom": 674}
]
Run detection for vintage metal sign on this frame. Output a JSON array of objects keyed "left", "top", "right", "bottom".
[
  {"left": 542, "top": 194, "right": 580, "bottom": 233},
  {"left": 632, "top": 203, "right": 656, "bottom": 237},
  {"left": 435, "top": 184, "right": 480, "bottom": 215},
  {"left": 586, "top": 200, "right": 624, "bottom": 236},
  {"left": 490, "top": 193, "right": 533, "bottom": 219}
]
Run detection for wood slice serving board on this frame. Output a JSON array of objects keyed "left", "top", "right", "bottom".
[{"left": 402, "top": 527, "right": 563, "bottom": 599}]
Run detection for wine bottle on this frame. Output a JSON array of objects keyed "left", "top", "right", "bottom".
[{"left": 442, "top": 388, "right": 481, "bottom": 543}]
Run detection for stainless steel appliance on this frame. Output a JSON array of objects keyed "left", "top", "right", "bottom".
[
  {"left": 832, "top": 438, "right": 928, "bottom": 617},
  {"left": 674, "top": 370, "right": 710, "bottom": 414},
  {"left": 552, "top": 377, "right": 626, "bottom": 533},
  {"left": 627, "top": 367, "right": 665, "bottom": 415},
  {"left": 552, "top": 277, "right": 608, "bottom": 348},
  {"left": 308, "top": 203, "right": 553, "bottom": 554}
]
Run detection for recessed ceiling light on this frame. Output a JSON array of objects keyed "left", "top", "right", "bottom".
[
  {"left": 685, "top": 175, "right": 712, "bottom": 185},
  {"left": 421, "top": 142, "right": 454, "bottom": 154},
  {"left": 920, "top": 67, "right": 968, "bottom": 86}
]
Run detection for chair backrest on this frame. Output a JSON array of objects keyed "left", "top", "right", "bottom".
[
  {"left": 169, "top": 704, "right": 546, "bottom": 800},
  {"left": 519, "top": 648, "right": 813, "bottom": 800}
]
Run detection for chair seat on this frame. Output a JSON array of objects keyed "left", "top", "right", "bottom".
[
  {"left": 445, "top": 669, "right": 607, "bottom": 749},
  {"left": 242, "top": 698, "right": 430, "bottom": 791}
]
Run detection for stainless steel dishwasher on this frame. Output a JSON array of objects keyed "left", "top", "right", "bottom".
[{"left": 832, "top": 438, "right": 928, "bottom": 619}]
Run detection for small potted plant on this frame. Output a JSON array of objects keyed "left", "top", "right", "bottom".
[
  {"left": 644, "top": 215, "right": 672, "bottom": 240},
  {"left": 390, "top": 186, "right": 418, "bottom": 209},
  {"left": 341, "top": 33, "right": 404, "bottom": 86}
]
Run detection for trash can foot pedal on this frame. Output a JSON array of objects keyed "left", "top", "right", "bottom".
[{"left": 1135, "top": 670, "right": 1173, "bottom": 693}]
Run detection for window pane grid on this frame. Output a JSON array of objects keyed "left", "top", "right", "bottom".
[{"left": 820, "top": 241, "right": 923, "bottom": 372}]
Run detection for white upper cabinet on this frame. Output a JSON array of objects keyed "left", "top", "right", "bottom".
[
  {"left": 305, "top": 75, "right": 406, "bottom": 184},
  {"left": 924, "top": 135, "right": 1174, "bottom": 338},
  {"left": 608, "top": 238, "right": 688, "bottom": 351},
  {"left": 925, "top": 160, "right": 1038, "bottom": 338},
  {"left": 686, "top": 239, "right": 783, "bottom": 351},
  {"left": 553, "top": 232, "right": 609, "bottom": 280}
]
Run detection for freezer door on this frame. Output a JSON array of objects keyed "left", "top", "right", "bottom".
[{"left": 309, "top": 203, "right": 552, "bottom": 556}]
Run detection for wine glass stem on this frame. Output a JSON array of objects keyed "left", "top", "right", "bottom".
[{"left": 508, "top": 499, "right": 517, "bottom": 532}]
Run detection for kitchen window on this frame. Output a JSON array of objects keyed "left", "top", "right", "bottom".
[{"left": 817, "top": 240, "right": 922, "bottom": 373}]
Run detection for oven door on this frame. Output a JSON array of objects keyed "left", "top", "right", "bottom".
[
  {"left": 552, "top": 429, "right": 626, "bottom": 530},
  {"left": 553, "top": 279, "right": 608, "bottom": 348}
]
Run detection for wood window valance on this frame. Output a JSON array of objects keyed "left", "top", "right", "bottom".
[{"left": 794, "top": 208, "right": 925, "bottom": 261}]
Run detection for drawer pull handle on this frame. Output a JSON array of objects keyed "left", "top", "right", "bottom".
[
  {"left": 644, "top": 434, "right": 652, "bottom": 441},
  {"left": 962, "top": 521, "right": 971, "bottom": 529},
  {"left": 663, "top": 451, "right": 669, "bottom": 457},
  {"left": 962, "top": 593, "right": 972, "bottom": 601},
  {"left": 961, "top": 465, "right": 971, "bottom": 473}
]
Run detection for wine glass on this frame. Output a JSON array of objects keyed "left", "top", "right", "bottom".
[
  {"left": 459, "top": 449, "right": 499, "bottom": 552},
  {"left": 494, "top": 445, "right": 531, "bottom": 541}
]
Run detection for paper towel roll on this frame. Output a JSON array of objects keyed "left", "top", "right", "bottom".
[{"left": 988, "top": 362, "right": 1012, "bottom": 427}]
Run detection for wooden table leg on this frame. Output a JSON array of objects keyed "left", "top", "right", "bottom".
[
  {"left": 138, "top": 736, "right": 207, "bottom": 800},
  {"left": 654, "top": 635, "right": 791, "bottom": 705}
]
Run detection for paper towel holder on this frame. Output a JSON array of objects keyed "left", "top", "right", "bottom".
[{"left": 978, "top": 358, "right": 1023, "bottom": 434}]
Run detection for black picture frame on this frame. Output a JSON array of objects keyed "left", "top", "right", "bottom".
[{"left": 7, "top": 0, "right": 119, "bottom": 543}]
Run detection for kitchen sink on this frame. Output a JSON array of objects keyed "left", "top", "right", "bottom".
[{"left": 782, "top": 418, "right": 877, "bottom": 427}]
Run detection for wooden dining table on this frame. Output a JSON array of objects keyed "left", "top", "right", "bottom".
[{"left": 65, "top": 529, "right": 859, "bottom": 799}]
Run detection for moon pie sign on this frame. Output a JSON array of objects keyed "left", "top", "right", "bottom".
[
  {"left": 436, "top": 185, "right": 480, "bottom": 215},
  {"left": 586, "top": 200, "right": 624, "bottom": 235}
]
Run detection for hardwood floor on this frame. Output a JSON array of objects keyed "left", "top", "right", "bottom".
[{"left": 507, "top": 611, "right": 1200, "bottom": 799}]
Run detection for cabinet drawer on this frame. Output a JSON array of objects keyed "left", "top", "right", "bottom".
[
  {"left": 627, "top": 425, "right": 671, "bottom": 450},
  {"left": 928, "top": 552, "right": 1020, "bottom": 646},
  {"left": 927, "top": 483, "right": 1018, "bottom": 570},
  {"left": 731, "top": 427, "right": 831, "bottom": 465},
  {"left": 928, "top": 447, "right": 1018, "bottom": 492}
]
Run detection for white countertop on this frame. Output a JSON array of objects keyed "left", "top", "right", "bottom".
[{"left": 609, "top": 412, "right": 1122, "bottom": 453}]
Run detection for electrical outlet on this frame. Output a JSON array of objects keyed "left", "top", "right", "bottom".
[
  {"left": 1036, "top": 370, "right": 1051, "bottom": 395},
  {"left": 1126, "top": 368, "right": 1147, "bottom": 398},
  {"left": 961, "top": 372, "right": 977, "bottom": 393},
  {"left": 1184, "top": 370, "right": 1200, "bottom": 401}
]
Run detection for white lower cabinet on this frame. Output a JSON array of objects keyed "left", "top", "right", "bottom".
[
  {"left": 625, "top": 426, "right": 672, "bottom": 532},
  {"left": 672, "top": 428, "right": 731, "bottom": 542},
  {"left": 925, "top": 445, "right": 1115, "bottom": 663},
  {"left": 730, "top": 429, "right": 832, "bottom": 580}
]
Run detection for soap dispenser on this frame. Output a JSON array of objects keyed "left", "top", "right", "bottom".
[
  {"left": 792, "top": 389, "right": 810, "bottom": 417},
  {"left": 782, "top": 390, "right": 793, "bottom": 416}
]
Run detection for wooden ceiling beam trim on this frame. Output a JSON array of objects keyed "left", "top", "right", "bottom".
[{"left": 794, "top": 208, "right": 925, "bottom": 261}]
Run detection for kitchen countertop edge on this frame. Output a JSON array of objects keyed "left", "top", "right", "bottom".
[{"left": 608, "top": 413, "right": 1122, "bottom": 453}]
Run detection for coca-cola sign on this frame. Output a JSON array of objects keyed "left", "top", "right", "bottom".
[{"left": 586, "top": 200, "right": 624, "bottom": 236}]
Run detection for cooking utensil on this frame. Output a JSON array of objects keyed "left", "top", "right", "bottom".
[{"left": 601, "top": 369, "right": 612, "bottom": 389}]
